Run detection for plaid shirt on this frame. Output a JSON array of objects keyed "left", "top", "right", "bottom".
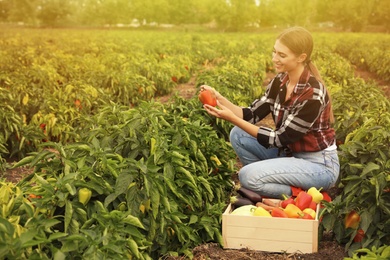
[{"left": 242, "top": 68, "right": 335, "bottom": 153}]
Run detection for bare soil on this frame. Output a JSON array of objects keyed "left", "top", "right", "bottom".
[{"left": 2, "top": 69, "right": 388, "bottom": 260}]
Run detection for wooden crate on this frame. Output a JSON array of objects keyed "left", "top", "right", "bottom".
[{"left": 222, "top": 203, "right": 319, "bottom": 254}]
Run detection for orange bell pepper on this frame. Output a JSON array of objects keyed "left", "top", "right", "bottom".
[
  {"left": 345, "top": 210, "right": 361, "bottom": 229},
  {"left": 284, "top": 204, "right": 303, "bottom": 218}
]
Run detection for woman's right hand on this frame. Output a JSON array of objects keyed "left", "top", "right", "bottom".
[{"left": 199, "top": 85, "right": 222, "bottom": 100}]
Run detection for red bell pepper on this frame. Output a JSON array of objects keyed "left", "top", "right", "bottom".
[
  {"left": 271, "top": 207, "right": 288, "bottom": 218},
  {"left": 309, "top": 200, "right": 317, "bottom": 211},
  {"left": 295, "top": 191, "right": 313, "bottom": 211},
  {"left": 280, "top": 196, "right": 295, "bottom": 209},
  {"left": 321, "top": 191, "right": 332, "bottom": 202},
  {"left": 353, "top": 229, "right": 365, "bottom": 242},
  {"left": 301, "top": 212, "right": 314, "bottom": 220},
  {"left": 290, "top": 186, "right": 304, "bottom": 197}
]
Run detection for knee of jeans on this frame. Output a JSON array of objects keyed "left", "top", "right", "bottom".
[
  {"left": 238, "top": 170, "right": 259, "bottom": 189},
  {"left": 237, "top": 170, "right": 248, "bottom": 187},
  {"left": 229, "top": 126, "right": 242, "bottom": 144}
]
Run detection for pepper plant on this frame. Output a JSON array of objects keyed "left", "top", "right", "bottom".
[{"left": 7, "top": 99, "right": 237, "bottom": 259}]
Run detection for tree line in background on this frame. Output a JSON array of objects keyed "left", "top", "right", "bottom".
[{"left": 0, "top": 0, "right": 389, "bottom": 32}]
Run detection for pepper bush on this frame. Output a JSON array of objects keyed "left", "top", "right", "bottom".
[{"left": 3, "top": 100, "right": 237, "bottom": 259}]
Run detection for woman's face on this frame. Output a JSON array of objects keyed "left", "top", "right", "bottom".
[{"left": 272, "top": 39, "right": 303, "bottom": 73}]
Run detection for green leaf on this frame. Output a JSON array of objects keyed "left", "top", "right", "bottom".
[
  {"left": 20, "top": 229, "right": 39, "bottom": 246},
  {"left": 150, "top": 186, "right": 160, "bottom": 219},
  {"left": 381, "top": 246, "right": 390, "bottom": 258},
  {"left": 64, "top": 200, "right": 73, "bottom": 233},
  {"left": 30, "top": 150, "right": 55, "bottom": 167},
  {"left": 48, "top": 232, "right": 68, "bottom": 241},
  {"left": 361, "top": 162, "right": 380, "bottom": 176},
  {"left": 0, "top": 217, "right": 14, "bottom": 236},
  {"left": 122, "top": 215, "right": 145, "bottom": 229},
  {"left": 10, "top": 155, "right": 34, "bottom": 169}
]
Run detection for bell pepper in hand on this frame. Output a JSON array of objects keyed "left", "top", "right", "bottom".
[
  {"left": 307, "top": 187, "right": 323, "bottom": 203},
  {"left": 284, "top": 204, "right": 303, "bottom": 218},
  {"left": 295, "top": 191, "right": 313, "bottom": 210},
  {"left": 345, "top": 210, "right": 361, "bottom": 229}
]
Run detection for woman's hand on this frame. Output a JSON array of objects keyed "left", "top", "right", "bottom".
[
  {"left": 203, "top": 101, "right": 237, "bottom": 122},
  {"left": 199, "top": 85, "right": 244, "bottom": 120},
  {"left": 200, "top": 85, "right": 222, "bottom": 100}
]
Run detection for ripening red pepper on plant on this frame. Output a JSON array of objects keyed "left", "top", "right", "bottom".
[
  {"left": 353, "top": 229, "right": 365, "bottom": 242},
  {"left": 28, "top": 194, "right": 42, "bottom": 200},
  {"left": 344, "top": 210, "right": 361, "bottom": 229},
  {"left": 74, "top": 99, "right": 82, "bottom": 110}
]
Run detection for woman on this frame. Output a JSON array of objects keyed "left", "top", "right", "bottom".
[{"left": 201, "top": 27, "right": 339, "bottom": 199}]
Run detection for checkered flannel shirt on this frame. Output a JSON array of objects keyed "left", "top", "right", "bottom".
[{"left": 242, "top": 68, "right": 335, "bottom": 153}]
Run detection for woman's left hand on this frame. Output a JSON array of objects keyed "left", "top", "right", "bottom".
[{"left": 203, "top": 101, "right": 237, "bottom": 122}]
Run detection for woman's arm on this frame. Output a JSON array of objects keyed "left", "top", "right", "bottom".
[
  {"left": 203, "top": 102, "right": 259, "bottom": 138},
  {"left": 204, "top": 97, "right": 324, "bottom": 149}
]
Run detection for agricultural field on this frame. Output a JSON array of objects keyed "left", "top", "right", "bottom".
[{"left": 0, "top": 28, "right": 389, "bottom": 259}]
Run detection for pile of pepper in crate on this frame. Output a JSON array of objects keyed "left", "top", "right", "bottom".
[{"left": 230, "top": 185, "right": 332, "bottom": 219}]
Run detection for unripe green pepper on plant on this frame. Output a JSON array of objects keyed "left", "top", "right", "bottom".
[{"left": 78, "top": 188, "right": 92, "bottom": 205}]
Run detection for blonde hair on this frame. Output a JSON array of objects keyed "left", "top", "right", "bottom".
[{"left": 277, "top": 27, "right": 334, "bottom": 123}]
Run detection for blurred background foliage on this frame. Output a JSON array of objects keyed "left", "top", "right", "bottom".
[{"left": 0, "top": 0, "right": 388, "bottom": 32}]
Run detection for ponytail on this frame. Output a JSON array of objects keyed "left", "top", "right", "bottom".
[{"left": 307, "top": 60, "right": 335, "bottom": 124}]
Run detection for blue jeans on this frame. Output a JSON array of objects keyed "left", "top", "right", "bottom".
[{"left": 230, "top": 126, "right": 340, "bottom": 199}]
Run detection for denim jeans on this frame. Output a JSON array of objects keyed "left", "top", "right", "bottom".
[{"left": 230, "top": 126, "right": 340, "bottom": 199}]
